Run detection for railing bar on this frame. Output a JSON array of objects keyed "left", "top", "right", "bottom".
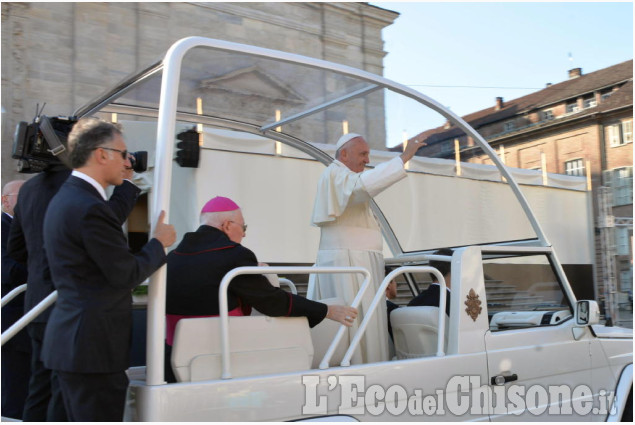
[
  {"left": 1, "top": 290, "right": 57, "bottom": 346},
  {"left": 278, "top": 278, "right": 298, "bottom": 295},
  {"left": 217, "top": 266, "right": 370, "bottom": 379},
  {"left": 340, "top": 266, "right": 447, "bottom": 366},
  {"left": 1, "top": 284, "right": 27, "bottom": 308}
]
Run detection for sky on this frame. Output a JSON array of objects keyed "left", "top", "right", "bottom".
[{"left": 372, "top": 1, "right": 634, "bottom": 147}]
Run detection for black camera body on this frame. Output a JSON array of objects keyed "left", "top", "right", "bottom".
[
  {"left": 128, "top": 151, "right": 148, "bottom": 173},
  {"left": 12, "top": 114, "right": 148, "bottom": 173},
  {"left": 12, "top": 115, "right": 76, "bottom": 173}
]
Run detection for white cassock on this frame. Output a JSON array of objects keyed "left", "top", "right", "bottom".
[{"left": 311, "top": 156, "right": 407, "bottom": 364}]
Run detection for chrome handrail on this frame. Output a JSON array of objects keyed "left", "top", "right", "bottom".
[
  {"left": 1, "top": 283, "right": 27, "bottom": 308},
  {"left": 278, "top": 278, "right": 298, "bottom": 295},
  {"left": 217, "top": 266, "right": 372, "bottom": 379},
  {"left": 1, "top": 291, "right": 57, "bottom": 346},
  {"left": 341, "top": 265, "right": 449, "bottom": 366}
]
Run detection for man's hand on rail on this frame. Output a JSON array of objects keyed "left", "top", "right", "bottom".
[
  {"left": 152, "top": 210, "right": 177, "bottom": 248},
  {"left": 326, "top": 305, "right": 358, "bottom": 327}
]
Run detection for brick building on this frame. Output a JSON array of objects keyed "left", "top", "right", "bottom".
[{"left": 407, "top": 60, "right": 633, "bottom": 322}]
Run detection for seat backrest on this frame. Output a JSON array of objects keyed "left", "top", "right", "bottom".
[
  {"left": 390, "top": 306, "right": 447, "bottom": 359},
  {"left": 309, "top": 297, "right": 351, "bottom": 369},
  {"left": 171, "top": 315, "right": 314, "bottom": 382}
]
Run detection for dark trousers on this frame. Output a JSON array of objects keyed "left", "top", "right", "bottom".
[
  {"left": 57, "top": 370, "right": 129, "bottom": 422},
  {"left": 21, "top": 322, "right": 67, "bottom": 421},
  {"left": 1, "top": 345, "right": 31, "bottom": 419}
]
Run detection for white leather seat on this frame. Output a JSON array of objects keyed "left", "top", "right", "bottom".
[
  {"left": 309, "top": 297, "right": 351, "bottom": 369},
  {"left": 171, "top": 315, "right": 314, "bottom": 382},
  {"left": 390, "top": 306, "right": 448, "bottom": 359}
]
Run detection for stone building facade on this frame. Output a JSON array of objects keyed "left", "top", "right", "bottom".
[{"left": 1, "top": 2, "right": 398, "bottom": 184}]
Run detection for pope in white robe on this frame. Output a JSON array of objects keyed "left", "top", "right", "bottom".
[{"left": 310, "top": 133, "right": 425, "bottom": 364}]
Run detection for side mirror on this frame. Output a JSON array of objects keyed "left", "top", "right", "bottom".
[{"left": 575, "top": 300, "right": 600, "bottom": 326}]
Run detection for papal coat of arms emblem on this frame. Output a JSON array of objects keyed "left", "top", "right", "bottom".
[{"left": 464, "top": 288, "right": 482, "bottom": 321}]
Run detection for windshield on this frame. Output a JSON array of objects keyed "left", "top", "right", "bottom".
[{"left": 77, "top": 37, "right": 574, "bottom": 255}]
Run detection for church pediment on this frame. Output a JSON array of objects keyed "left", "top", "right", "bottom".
[{"left": 200, "top": 66, "right": 306, "bottom": 104}]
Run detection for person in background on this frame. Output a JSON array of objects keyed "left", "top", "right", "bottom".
[
  {"left": 384, "top": 266, "right": 399, "bottom": 341},
  {"left": 165, "top": 196, "right": 358, "bottom": 382},
  {"left": 7, "top": 162, "right": 71, "bottom": 422},
  {"left": 408, "top": 248, "right": 453, "bottom": 316},
  {"left": 1, "top": 180, "right": 30, "bottom": 419}
]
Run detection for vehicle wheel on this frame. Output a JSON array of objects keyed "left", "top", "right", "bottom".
[{"left": 621, "top": 387, "right": 633, "bottom": 422}]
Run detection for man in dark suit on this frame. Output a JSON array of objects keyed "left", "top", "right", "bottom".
[
  {"left": 164, "top": 196, "right": 358, "bottom": 382},
  {"left": 1, "top": 180, "right": 30, "bottom": 419},
  {"left": 8, "top": 152, "right": 143, "bottom": 422},
  {"left": 384, "top": 266, "right": 399, "bottom": 341},
  {"left": 8, "top": 165, "right": 72, "bottom": 422},
  {"left": 41, "top": 117, "right": 176, "bottom": 421},
  {"left": 408, "top": 248, "right": 453, "bottom": 316}
]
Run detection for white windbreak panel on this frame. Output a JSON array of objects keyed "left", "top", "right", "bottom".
[{"left": 120, "top": 120, "right": 592, "bottom": 264}]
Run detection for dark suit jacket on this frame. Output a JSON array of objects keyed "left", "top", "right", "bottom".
[
  {"left": 386, "top": 299, "right": 399, "bottom": 340},
  {"left": 1, "top": 212, "right": 30, "bottom": 352},
  {"left": 7, "top": 169, "right": 140, "bottom": 323},
  {"left": 166, "top": 225, "right": 327, "bottom": 327},
  {"left": 7, "top": 169, "right": 70, "bottom": 322},
  {"left": 407, "top": 283, "right": 451, "bottom": 316},
  {"left": 41, "top": 176, "right": 166, "bottom": 373}
]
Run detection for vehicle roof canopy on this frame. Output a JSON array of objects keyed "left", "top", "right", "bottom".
[{"left": 73, "top": 37, "right": 586, "bottom": 253}]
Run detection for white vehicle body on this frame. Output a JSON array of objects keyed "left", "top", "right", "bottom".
[{"left": 2, "top": 37, "right": 632, "bottom": 421}]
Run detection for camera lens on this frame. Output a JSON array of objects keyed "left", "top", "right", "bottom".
[{"left": 130, "top": 151, "right": 148, "bottom": 173}]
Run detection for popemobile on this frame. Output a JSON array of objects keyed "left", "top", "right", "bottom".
[{"left": 2, "top": 37, "right": 632, "bottom": 421}]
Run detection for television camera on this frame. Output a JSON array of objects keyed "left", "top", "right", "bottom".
[{"left": 12, "top": 113, "right": 148, "bottom": 174}]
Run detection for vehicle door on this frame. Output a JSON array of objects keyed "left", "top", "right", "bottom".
[{"left": 483, "top": 252, "right": 596, "bottom": 421}]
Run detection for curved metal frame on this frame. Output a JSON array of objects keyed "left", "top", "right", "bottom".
[{"left": 80, "top": 36, "right": 563, "bottom": 385}]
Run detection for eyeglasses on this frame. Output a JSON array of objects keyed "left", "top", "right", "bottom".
[
  {"left": 229, "top": 221, "right": 248, "bottom": 232},
  {"left": 99, "top": 146, "right": 128, "bottom": 160}
]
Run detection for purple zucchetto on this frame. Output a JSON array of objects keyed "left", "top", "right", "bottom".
[{"left": 201, "top": 196, "right": 240, "bottom": 214}]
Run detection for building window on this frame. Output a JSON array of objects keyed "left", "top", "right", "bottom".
[
  {"left": 543, "top": 110, "right": 554, "bottom": 121},
  {"left": 564, "top": 159, "right": 585, "bottom": 176},
  {"left": 619, "top": 266, "right": 632, "bottom": 293},
  {"left": 601, "top": 90, "right": 613, "bottom": 101},
  {"left": 616, "top": 227, "right": 632, "bottom": 257},
  {"left": 604, "top": 166, "right": 634, "bottom": 206},
  {"left": 623, "top": 120, "right": 633, "bottom": 144},
  {"left": 566, "top": 101, "right": 579, "bottom": 114},
  {"left": 504, "top": 121, "right": 515, "bottom": 132},
  {"left": 609, "top": 121, "right": 633, "bottom": 146},
  {"left": 608, "top": 123, "right": 621, "bottom": 146},
  {"left": 583, "top": 96, "right": 597, "bottom": 109}
]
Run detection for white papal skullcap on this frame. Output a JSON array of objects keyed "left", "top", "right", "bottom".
[{"left": 335, "top": 133, "right": 363, "bottom": 150}]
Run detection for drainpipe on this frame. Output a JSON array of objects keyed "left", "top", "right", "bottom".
[{"left": 599, "top": 121, "right": 607, "bottom": 172}]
